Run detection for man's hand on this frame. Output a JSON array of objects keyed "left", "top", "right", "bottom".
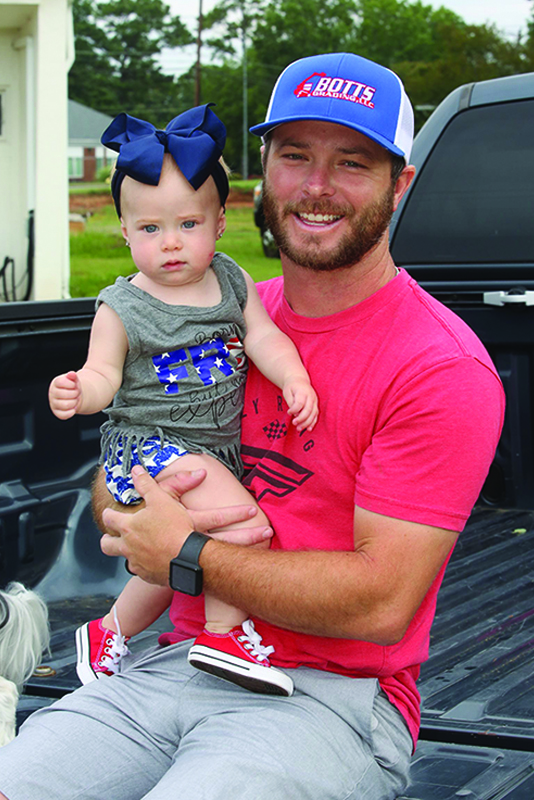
[{"left": 100, "top": 466, "right": 272, "bottom": 585}]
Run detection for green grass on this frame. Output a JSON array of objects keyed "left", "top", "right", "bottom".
[
  {"left": 228, "top": 179, "right": 261, "bottom": 193},
  {"left": 69, "top": 201, "right": 281, "bottom": 298},
  {"left": 217, "top": 206, "right": 282, "bottom": 282},
  {"left": 69, "top": 181, "right": 110, "bottom": 195}
]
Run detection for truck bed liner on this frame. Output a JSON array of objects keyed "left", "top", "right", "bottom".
[
  {"left": 419, "top": 507, "right": 534, "bottom": 746},
  {"left": 15, "top": 499, "right": 534, "bottom": 798}
]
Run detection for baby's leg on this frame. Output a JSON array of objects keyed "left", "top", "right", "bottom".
[
  {"left": 158, "top": 453, "right": 294, "bottom": 696},
  {"left": 76, "top": 555, "right": 172, "bottom": 684},
  {"left": 78, "top": 461, "right": 174, "bottom": 684},
  {"left": 102, "top": 578, "right": 173, "bottom": 638},
  {"left": 157, "top": 452, "right": 270, "bottom": 634}
]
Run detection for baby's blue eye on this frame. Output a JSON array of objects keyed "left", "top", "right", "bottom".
[
  {"left": 182, "top": 220, "right": 196, "bottom": 229},
  {"left": 144, "top": 224, "right": 158, "bottom": 233}
]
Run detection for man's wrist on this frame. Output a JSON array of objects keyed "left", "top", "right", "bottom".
[{"left": 169, "top": 531, "right": 211, "bottom": 596}]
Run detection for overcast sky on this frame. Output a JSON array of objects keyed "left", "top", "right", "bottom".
[{"left": 164, "top": 0, "right": 533, "bottom": 77}]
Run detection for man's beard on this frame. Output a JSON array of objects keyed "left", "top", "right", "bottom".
[{"left": 262, "top": 179, "right": 395, "bottom": 272}]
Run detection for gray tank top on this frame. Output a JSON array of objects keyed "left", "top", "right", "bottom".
[{"left": 96, "top": 252, "right": 249, "bottom": 478}]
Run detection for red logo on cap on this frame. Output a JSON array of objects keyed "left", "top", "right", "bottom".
[
  {"left": 294, "top": 73, "right": 326, "bottom": 97},
  {"left": 294, "top": 73, "right": 376, "bottom": 108}
]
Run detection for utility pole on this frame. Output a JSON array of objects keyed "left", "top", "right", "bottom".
[
  {"left": 241, "top": 1, "right": 248, "bottom": 179},
  {"left": 195, "top": 0, "right": 203, "bottom": 106}
]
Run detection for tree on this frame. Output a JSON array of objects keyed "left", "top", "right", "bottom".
[
  {"left": 248, "top": 0, "right": 526, "bottom": 133},
  {"left": 352, "top": 0, "right": 460, "bottom": 66},
  {"left": 352, "top": 1, "right": 526, "bottom": 121},
  {"left": 68, "top": 0, "right": 193, "bottom": 124},
  {"left": 399, "top": 21, "right": 525, "bottom": 109},
  {"left": 251, "top": 0, "right": 359, "bottom": 79},
  {"left": 203, "top": 0, "right": 267, "bottom": 59},
  {"left": 84, "top": 0, "right": 526, "bottom": 171},
  {"left": 174, "top": 60, "right": 266, "bottom": 176},
  {"left": 522, "top": 0, "right": 534, "bottom": 69},
  {"left": 198, "top": 0, "right": 268, "bottom": 176}
]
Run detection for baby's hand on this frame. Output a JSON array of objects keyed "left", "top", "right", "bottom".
[
  {"left": 49, "top": 371, "right": 83, "bottom": 420},
  {"left": 283, "top": 377, "right": 319, "bottom": 432}
]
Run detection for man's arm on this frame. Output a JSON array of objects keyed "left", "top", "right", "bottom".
[
  {"left": 101, "top": 467, "right": 458, "bottom": 644},
  {"left": 204, "top": 504, "right": 457, "bottom": 644}
]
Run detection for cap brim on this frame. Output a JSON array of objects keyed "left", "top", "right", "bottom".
[{"left": 250, "top": 114, "right": 405, "bottom": 159}]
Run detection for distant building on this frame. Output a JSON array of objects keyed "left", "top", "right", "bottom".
[{"left": 68, "top": 100, "right": 114, "bottom": 182}]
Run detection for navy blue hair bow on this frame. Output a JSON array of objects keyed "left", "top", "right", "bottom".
[{"left": 101, "top": 104, "right": 229, "bottom": 216}]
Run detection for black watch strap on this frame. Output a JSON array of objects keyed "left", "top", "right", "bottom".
[
  {"left": 169, "top": 531, "right": 211, "bottom": 596},
  {"left": 178, "top": 531, "right": 211, "bottom": 563}
]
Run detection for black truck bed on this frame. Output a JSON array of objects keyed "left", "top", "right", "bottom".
[
  {"left": 3, "top": 289, "right": 534, "bottom": 795},
  {"left": 15, "top": 492, "right": 534, "bottom": 799}
]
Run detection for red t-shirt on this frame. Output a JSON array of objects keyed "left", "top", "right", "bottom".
[{"left": 163, "top": 269, "right": 505, "bottom": 748}]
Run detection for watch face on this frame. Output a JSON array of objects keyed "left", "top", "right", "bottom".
[{"left": 170, "top": 560, "right": 202, "bottom": 596}]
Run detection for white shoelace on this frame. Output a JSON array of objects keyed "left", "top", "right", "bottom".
[
  {"left": 99, "top": 607, "right": 130, "bottom": 673},
  {"left": 238, "top": 619, "right": 275, "bottom": 663}
]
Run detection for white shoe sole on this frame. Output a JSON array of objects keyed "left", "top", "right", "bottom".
[
  {"left": 188, "top": 644, "right": 294, "bottom": 696},
  {"left": 75, "top": 623, "right": 103, "bottom": 685}
]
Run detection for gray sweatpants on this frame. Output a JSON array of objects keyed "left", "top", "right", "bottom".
[{"left": 0, "top": 641, "right": 412, "bottom": 800}]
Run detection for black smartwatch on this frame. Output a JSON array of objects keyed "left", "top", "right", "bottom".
[{"left": 169, "top": 531, "right": 210, "bottom": 596}]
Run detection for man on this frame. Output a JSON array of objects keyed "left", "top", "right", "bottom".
[{"left": 0, "top": 52, "right": 504, "bottom": 800}]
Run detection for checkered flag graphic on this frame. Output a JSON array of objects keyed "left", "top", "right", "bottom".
[{"left": 263, "top": 420, "right": 288, "bottom": 441}]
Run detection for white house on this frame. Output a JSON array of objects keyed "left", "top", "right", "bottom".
[{"left": 0, "top": 0, "right": 74, "bottom": 301}]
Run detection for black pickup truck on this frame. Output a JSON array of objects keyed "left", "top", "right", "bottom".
[{"left": 4, "top": 70, "right": 534, "bottom": 797}]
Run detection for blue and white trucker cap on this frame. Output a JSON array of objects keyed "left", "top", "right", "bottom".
[{"left": 250, "top": 52, "right": 414, "bottom": 163}]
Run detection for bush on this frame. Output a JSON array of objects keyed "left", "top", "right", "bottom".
[{"left": 96, "top": 165, "right": 113, "bottom": 183}]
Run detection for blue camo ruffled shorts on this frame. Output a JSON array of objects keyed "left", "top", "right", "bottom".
[{"left": 103, "top": 435, "right": 189, "bottom": 504}]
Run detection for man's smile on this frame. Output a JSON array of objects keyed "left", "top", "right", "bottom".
[{"left": 296, "top": 212, "right": 343, "bottom": 226}]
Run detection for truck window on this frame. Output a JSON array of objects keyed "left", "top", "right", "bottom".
[{"left": 392, "top": 99, "right": 534, "bottom": 264}]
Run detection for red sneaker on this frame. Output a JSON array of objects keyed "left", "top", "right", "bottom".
[
  {"left": 188, "top": 619, "right": 294, "bottom": 696},
  {"left": 75, "top": 616, "right": 130, "bottom": 685}
]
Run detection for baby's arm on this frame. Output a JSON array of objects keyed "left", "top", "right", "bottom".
[
  {"left": 241, "top": 271, "right": 318, "bottom": 431},
  {"left": 49, "top": 303, "right": 128, "bottom": 419}
]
